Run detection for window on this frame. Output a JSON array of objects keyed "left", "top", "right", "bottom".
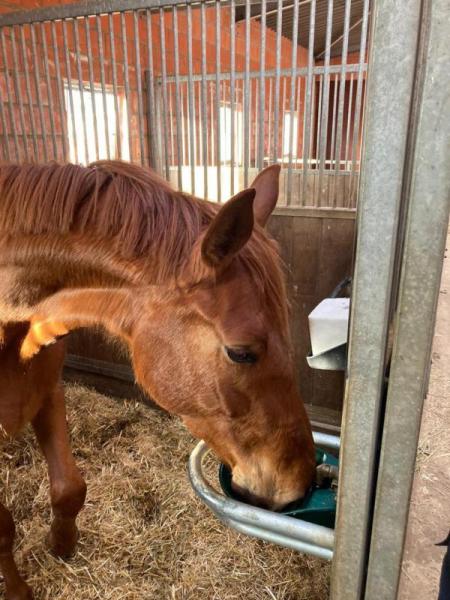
[
  {"left": 65, "top": 84, "right": 130, "bottom": 164},
  {"left": 282, "top": 112, "right": 298, "bottom": 160},
  {"left": 219, "top": 104, "right": 243, "bottom": 165}
]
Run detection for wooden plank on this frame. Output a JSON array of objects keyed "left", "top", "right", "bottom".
[
  {"left": 317, "top": 217, "right": 355, "bottom": 299},
  {"left": 312, "top": 370, "right": 346, "bottom": 411},
  {"left": 67, "top": 329, "right": 129, "bottom": 365},
  {"left": 290, "top": 294, "right": 317, "bottom": 407},
  {"left": 290, "top": 217, "right": 322, "bottom": 297},
  {"left": 267, "top": 214, "right": 294, "bottom": 289},
  {"left": 273, "top": 206, "right": 356, "bottom": 219},
  {"left": 305, "top": 403, "right": 342, "bottom": 433}
]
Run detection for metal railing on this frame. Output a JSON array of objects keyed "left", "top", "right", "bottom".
[
  {"left": 0, "top": 0, "right": 369, "bottom": 208},
  {"left": 188, "top": 431, "right": 340, "bottom": 561}
]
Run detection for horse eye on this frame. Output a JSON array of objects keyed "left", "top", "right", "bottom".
[{"left": 225, "top": 347, "right": 258, "bottom": 364}]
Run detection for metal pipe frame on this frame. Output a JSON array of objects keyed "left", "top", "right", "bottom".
[
  {"left": 364, "top": 0, "right": 450, "bottom": 597},
  {"left": 330, "top": 1, "right": 425, "bottom": 598},
  {"left": 157, "top": 63, "right": 366, "bottom": 85},
  {"left": 188, "top": 431, "right": 340, "bottom": 561}
]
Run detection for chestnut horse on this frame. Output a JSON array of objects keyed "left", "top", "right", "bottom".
[{"left": 0, "top": 161, "right": 315, "bottom": 599}]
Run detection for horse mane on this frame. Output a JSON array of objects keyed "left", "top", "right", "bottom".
[{"left": 0, "top": 160, "right": 289, "bottom": 329}]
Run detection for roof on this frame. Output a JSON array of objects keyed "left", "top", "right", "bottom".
[{"left": 236, "top": 0, "right": 368, "bottom": 59}]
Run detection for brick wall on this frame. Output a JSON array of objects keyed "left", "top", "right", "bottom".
[{"left": 0, "top": 1, "right": 362, "bottom": 187}]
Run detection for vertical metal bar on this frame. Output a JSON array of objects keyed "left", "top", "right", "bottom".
[
  {"left": 73, "top": 18, "right": 89, "bottom": 163},
  {"left": 120, "top": 12, "right": 133, "bottom": 161},
  {"left": 18, "top": 25, "right": 38, "bottom": 160},
  {"left": 253, "top": 79, "right": 257, "bottom": 169},
  {"left": 333, "top": 0, "right": 351, "bottom": 187},
  {"left": 307, "top": 77, "right": 316, "bottom": 205},
  {"left": 0, "top": 28, "right": 20, "bottom": 161},
  {"left": 200, "top": 2, "right": 208, "bottom": 198},
  {"left": 0, "top": 54, "right": 11, "bottom": 161},
  {"left": 145, "top": 9, "right": 157, "bottom": 169},
  {"left": 84, "top": 17, "right": 99, "bottom": 161},
  {"left": 62, "top": 20, "right": 76, "bottom": 163},
  {"left": 311, "top": 75, "right": 322, "bottom": 205},
  {"left": 172, "top": 6, "right": 183, "bottom": 190},
  {"left": 301, "top": 0, "right": 316, "bottom": 205},
  {"left": 366, "top": 2, "right": 450, "bottom": 597},
  {"left": 215, "top": 0, "right": 221, "bottom": 202},
  {"left": 350, "top": 0, "right": 370, "bottom": 198},
  {"left": 280, "top": 77, "right": 286, "bottom": 166},
  {"left": 257, "top": 0, "right": 266, "bottom": 170},
  {"left": 267, "top": 77, "right": 272, "bottom": 168},
  {"left": 317, "top": 0, "right": 333, "bottom": 207},
  {"left": 158, "top": 8, "right": 170, "bottom": 180},
  {"left": 328, "top": 74, "right": 338, "bottom": 206},
  {"left": 108, "top": 13, "right": 121, "bottom": 159},
  {"left": 345, "top": 74, "right": 354, "bottom": 172},
  {"left": 230, "top": 0, "right": 236, "bottom": 195},
  {"left": 286, "top": 0, "right": 299, "bottom": 205},
  {"left": 296, "top": 76, "right": 302, "bottom": 160},
  {"left": 180, "top": 83, "right": 186, "bottom": 166},
  {"left": 315, "top": 76, "right": 323, "bottom": 172},
  {"left": 50, "top": 21, "right": 68, "bottom": 161},
  {"left": 330, "top": 1, "right": 424, "bottom": 597},
  {"left": 197, "top": 81, "right": 202, "bottom": 174},
  {"left": 10, "top": 26, "right": 29, "bottom": 161},
  {"left": 186, "top": 5, "right": 196, "bottom": 195},
  {"left": 295, "top": 76, "right": 302, "bottom": 204},
  {"left": 96, "top": 15, "right": 111, "bottom": 160},
  {"left": 272, "top": 0, "right": 282, "bottom": 164},
  {"left": 133, "top": 10, "right": 145, "bottom": 165},
  {"left": 210, "top": 81, "right": 214, "bottom": 180},
  {"left": 39, "top": 22, "right": 58, "bottom": 160},
  {"left": 168, "top": 84, "right": 174, "bottom": 167},
  {"left": 30, "top": 23, "right": 48, "bottom": 161},
  {"left": 243, "top": 0, "right": 250, "bottom": 187}
]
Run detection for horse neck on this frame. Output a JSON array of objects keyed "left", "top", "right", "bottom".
[{"left": 0, "top": 232, "right": 168, "bottom": 289}]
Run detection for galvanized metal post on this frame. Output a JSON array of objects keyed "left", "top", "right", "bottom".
[
  {"left": 330, "top": 1, "right": 423, "bottom": 598},
  {"left": 365, "top": 0, "right": 450, "bottom": 597}
]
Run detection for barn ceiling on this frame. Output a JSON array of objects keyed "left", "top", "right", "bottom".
[{"left": 235, "top": 0, "right": 368, "bottom": 59}]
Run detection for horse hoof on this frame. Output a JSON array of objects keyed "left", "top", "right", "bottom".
[{"left": 46, "top": 528, "right": 79, "bottom": 560}]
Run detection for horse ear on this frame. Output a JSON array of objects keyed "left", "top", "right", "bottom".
[
  {"left": 201, "top": 188, "right": 255, "bottom": 268},
  {"left": 250, "top": 164, "right": 281, "bottom": 227}
]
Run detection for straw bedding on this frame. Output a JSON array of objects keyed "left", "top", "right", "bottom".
[{"left": 0, "top": 384, "right": 329, "bottom": 600}]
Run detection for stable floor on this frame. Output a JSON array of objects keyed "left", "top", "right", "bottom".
[
  {"left": 0, "top": 385, "right": 329, "bottom": 600},
  {"left": 399, "top": 229, "right": 450, "bottom": 599}
]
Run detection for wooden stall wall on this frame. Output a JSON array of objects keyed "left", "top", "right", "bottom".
[{"left": 66, "top": 210, "right": 356, "bottom": 427}]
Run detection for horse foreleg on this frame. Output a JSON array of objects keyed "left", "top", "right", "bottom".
[
  {"left": 32, "top": 386, "right": 86, "bottom": 559},
  {"left": 0, "top": 502, "right": 33, "bottom": 600}
]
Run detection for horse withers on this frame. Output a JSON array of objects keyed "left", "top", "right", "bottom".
[{"left": 0, "top": 161, "right": 315, "bottom": 599}]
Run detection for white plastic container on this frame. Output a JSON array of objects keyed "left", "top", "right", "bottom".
[{"left": 308, "top": 298, "right": 350, "bottom": 357}]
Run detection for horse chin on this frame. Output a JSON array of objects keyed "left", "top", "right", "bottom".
[{"left": 230, "top": 478, "right": 307, "bottom": 512}]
